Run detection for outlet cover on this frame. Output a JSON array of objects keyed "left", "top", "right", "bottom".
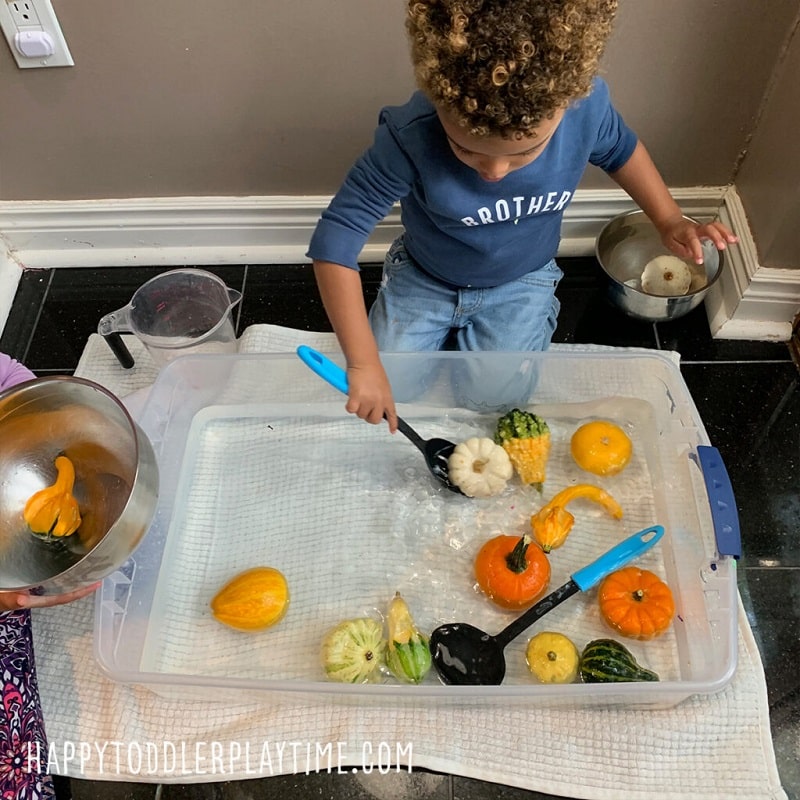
[{"left": 0, "top": 0, "right": 73, "bottom": 68}]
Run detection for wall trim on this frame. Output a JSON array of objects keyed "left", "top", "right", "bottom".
[
  {"left": 0, "top": 189, "right": 725, "bottom": 268},
  {"left": 1, "top": 186, "right": 797, "bottom": 340},
  {"left": 0, "top": 242, "right": 22, "bottom": 336},
  {"left": 706, "top": 186, "right": 800, "bottom": 341}
]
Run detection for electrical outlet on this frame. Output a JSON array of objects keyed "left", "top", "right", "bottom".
[
  {"left": 7, "top": 0, "right": 42, "bottom": 27},
  {"left": 0, "top": 0, "right": 73, "bottom": 68}
]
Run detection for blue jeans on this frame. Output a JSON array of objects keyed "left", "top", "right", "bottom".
[{"left": 368, "top": 237, "right": 563, "bottom": 352}]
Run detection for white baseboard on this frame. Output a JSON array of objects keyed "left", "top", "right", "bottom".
[
  {"left": 706, "top": 186, "right": 799, "bottom": 341},
  {"left": 0, "top": 247, "right": 22, "bottom": 335},
  {"left": 0, "top": 189, "right": 726, "bottom": 268},
  {"left": 1, "top": 187, "right": 797, "bottom": 340}
]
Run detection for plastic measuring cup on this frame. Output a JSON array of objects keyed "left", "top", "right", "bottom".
[{"left": 97, "top": 269, "right": 242, "bottom": 369}]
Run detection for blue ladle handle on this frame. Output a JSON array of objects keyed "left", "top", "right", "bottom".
[
  {"left": 297, "top": 345, "right": 349, "bottom": 394},
  {"left": 493, "top": 525, "right": 665, "bottom": 649},
  {"left": 572, "top": 524, "right": 665, "bottom": 591}
]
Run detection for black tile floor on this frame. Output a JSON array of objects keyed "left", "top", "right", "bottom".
[{"left": 1, "top": 258, "right": 798, "bottom": 800}]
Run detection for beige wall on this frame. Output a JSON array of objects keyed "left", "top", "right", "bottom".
[
  {"left": 734, "top": 15, "right": 800, "bottom": 269},
  {"left": 0, "top": 0, "right": 415, "bottom": 198},
  {"left": 587, "top": 0, "right": 798, "bottom": 190},
  {"left": 0, "top": 0, "right": 797, "bottom": 217}
]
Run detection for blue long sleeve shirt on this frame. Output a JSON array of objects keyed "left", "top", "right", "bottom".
[{"left": 307, "top": 78, "right": 637, "bottom": 288}]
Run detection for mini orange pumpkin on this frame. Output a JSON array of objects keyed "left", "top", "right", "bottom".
[
  {"left": 598, "top": 567, "right": 675, "bottom": 640},
  {"left": 474, "top": 534, "right": 551, "bottom": 610}
]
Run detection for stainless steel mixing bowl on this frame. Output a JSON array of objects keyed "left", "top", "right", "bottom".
[
  {"left": 0, "top": 376, "right": 158, "bottom": 594},
  {"left": 596, "top": 210, "right": 724, "bottom": 322}
]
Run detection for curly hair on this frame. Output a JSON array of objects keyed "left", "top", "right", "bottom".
[{"left": 407, "top": 0, "right": 618, "bottom": 138}]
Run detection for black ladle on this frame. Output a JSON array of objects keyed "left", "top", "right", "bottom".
[
  {"left": 296, "top": 345, "right": 464, "bottom": 495},
  {"left": 429, "top": 525, "right": 665, "bottom": 685}
]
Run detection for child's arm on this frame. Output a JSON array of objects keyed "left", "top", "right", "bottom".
[
  {"left": 609, "top": 141, "right": 738, "bottom": 264},
  {"left": 1, "top": 582, "right": 100, "bottom": 612},
  {"left": 313, "top": 260, "right": 398, "bottom": 432}
]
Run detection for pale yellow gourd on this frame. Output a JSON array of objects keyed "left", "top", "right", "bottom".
[
  {"left": 525, "top": 631, "right": 580, "bottom": 684},
  {"left": 447, "top": 437, "right": 513, "bottom": 498}
]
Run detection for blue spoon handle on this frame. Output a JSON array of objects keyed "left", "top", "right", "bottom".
[
  {"left": 572, "top": 524, "right": 664, "bottom": 591},
  {"left": 495, "top": 525, "right": 665, "bottom": 648},
  {"left": 297, "top": 345, "right": 348, "bottom": 394}
]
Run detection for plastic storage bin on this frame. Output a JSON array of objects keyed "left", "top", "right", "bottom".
[{"left": 94, "top": 350, "right": 738, "bottom": 708}]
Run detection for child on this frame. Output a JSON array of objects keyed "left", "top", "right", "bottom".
[
  {"left": 0, "top": 353, "right": 100, "bottom": 800},
  {"left": 307, "top": 0, "right": 736, "bottom": 431}
]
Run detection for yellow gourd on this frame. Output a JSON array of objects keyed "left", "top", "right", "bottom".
[
  {"left": 210, "top": 567, "right": 290, "bottom": 632},
  {"left": 570, "top": 420, "right": 632, "bottom": 476},
  {"left": 23, "top": 455, "right": 82, "bottom": 538},
  {"left": 531, "top": 484, "right": 623, "bottom": 553},
  {"left": 530, "top": 505, "right": 575, "bottom": 554},
  {"left": 526, "top": 631, "right": 580, "bottom": 683}
]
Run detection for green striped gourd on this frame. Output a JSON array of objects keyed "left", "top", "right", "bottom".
[{"left": 579, "top": 638, "right": 659, "bottom": 683}]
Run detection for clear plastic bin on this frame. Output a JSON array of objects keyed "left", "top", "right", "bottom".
[{"left": 94, "top": 350, "right": 738, "bottom": 708}]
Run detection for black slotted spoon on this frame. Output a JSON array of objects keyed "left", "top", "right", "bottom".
[{"left": 296, "top": 346, "right": 464, "bottom": 496}]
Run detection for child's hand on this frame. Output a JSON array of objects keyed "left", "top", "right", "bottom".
[
  {"left": 659, "top": 216, "right": 738, "bottom": 264},
  {"left": 0, "top": 582, "right": 100, "bottom": 613},
  {"left": 345, "top": 362, "right": 398, "bottom": 433}
]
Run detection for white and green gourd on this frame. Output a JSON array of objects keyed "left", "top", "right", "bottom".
[
  {"left": 385, "top": 593, "right": 432, "bottom": 684},
  {"left": 321, "top": 618, "right": 386, "bottom": 683}
]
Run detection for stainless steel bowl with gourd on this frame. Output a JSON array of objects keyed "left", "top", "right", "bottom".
[
  {"left": 596, "top": 210, "right": 724, "bottom": 322},
  {"left": 0, "top": 376, "right": 159, "bottom": 595}
]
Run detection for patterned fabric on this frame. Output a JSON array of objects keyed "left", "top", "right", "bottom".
[
  {"left": 0, "top": 613, "right": 54, "bottom": 799},
  {"left": 0, "top": 357, "right": 55, "bottom": 798}
]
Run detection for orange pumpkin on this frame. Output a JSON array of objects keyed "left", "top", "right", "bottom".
[
  {"left": 598, "top": 567, "right": 675, "bottom": 640},
  {"left": 474, "top": 534, "right": 551, "bottom": 610}
]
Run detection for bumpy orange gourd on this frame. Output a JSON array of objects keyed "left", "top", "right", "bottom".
[
  {"left": 530, "top": 484, "right": 623, "bottom": 553},
  {"left": 474, "top": 534, "right": 551, "bottom": 610},
  {"left": 531, "top": 505, "right": 575, "bottom": 554},
  {"left": 598, "top": 567, "right": 675, "bottom": 640},
  {"left": 210, "top": 567, "right": 290, "bottom": 632},
  {"left": 23, "top": 455, "right": 82, "bottom": 537}
]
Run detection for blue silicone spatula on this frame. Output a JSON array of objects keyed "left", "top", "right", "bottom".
[{"left": 429, "top": 524, "right": 665, "bottom": 685}]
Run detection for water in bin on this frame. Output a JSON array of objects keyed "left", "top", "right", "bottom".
[
  {"left": 97, "top": 269, "right": 242, "bottom": 368},
  {"left": 382, "top": 351, "right": 540, "bottom": 413},
  {"left": 449, "top": 352, "right": 541, "bottom": 413}
]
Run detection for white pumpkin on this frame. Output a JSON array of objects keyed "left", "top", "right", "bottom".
[
  {"left": 640, "top": 255, "right": 692, "bottom": 296},
  {"left": 447, "top": 437, "right": 513, "bottom": 498}
]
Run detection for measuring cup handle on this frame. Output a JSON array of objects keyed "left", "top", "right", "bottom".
[
  {"left": 102, "top": 332, "right": 135, "bottom": 369},
  {"left": 98, "top": 307, "right": 135, "bottom": 369}
]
